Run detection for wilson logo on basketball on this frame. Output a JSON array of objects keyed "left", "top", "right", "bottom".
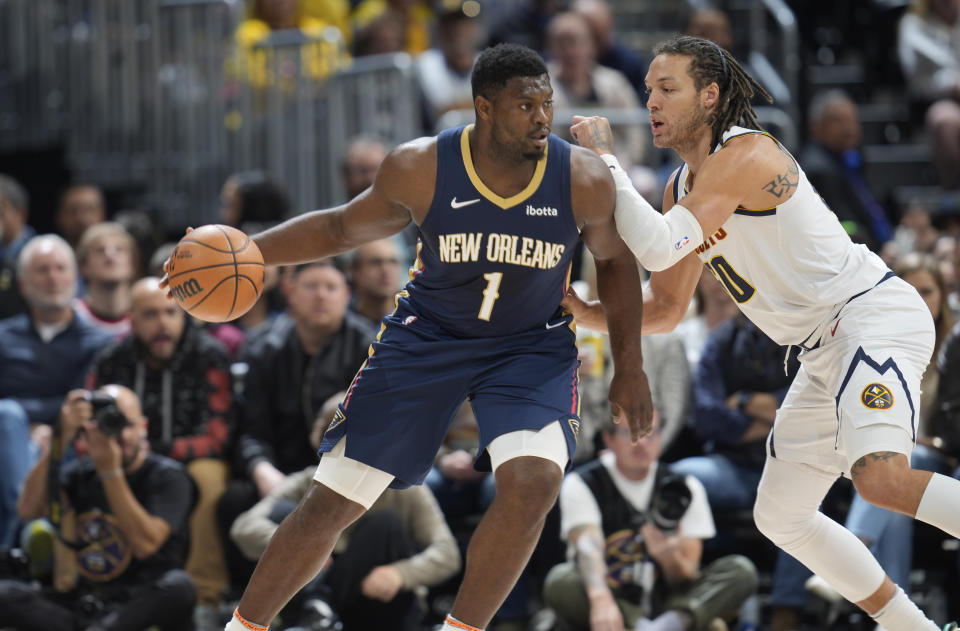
[{"left": 172, "top": 278, "right": 204, "bottom": 302}]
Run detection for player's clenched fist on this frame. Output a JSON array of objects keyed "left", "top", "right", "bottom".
[{"left": 570, "top": 115, "right": 615, "bottom": 156}]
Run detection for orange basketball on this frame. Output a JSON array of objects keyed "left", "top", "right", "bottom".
[{"left": 167, "top": 224, "right": 265, "bottom": 323}]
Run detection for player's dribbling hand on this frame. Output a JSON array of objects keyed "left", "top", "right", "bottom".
[
  {"left": 609, "top": 369, "right": 654, "bottom": 443},
  {"left": 158, "top": 226, "right": 193, "bottom": 298},
  {"left": 570, "top": 115, "right": 615, "bottom": 156}
]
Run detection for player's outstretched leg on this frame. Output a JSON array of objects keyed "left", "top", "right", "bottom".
[
  {"left": 225, "top": 481, "right": 367, "bottom": 631},
  {"left": 850, "top": 451, "right": 960, "bottom": 540},
  {"left": 445, "top": 455, "right": 563, "bottom": 630},
  {"left": 754, "top": 457, "right": 941, "bottom": 631}
]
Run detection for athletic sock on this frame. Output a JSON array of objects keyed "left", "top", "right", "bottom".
[
  {"left": 225, "top": 609, "right": 269, "bottom": 631},
  {"left": 442, "top": 614, "right": 485, "bottom": 631},
  {"left": 871, "top": 587, "right": 938, "bottom": 631},
  {"left": 915, "top": 473, "right": 960, "bottom": 538}
]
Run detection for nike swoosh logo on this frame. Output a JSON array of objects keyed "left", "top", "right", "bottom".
[
  {"left": 545, "top": 320, "right": 567, "bottom": 330},
  {"left": 831, "top": 318, "right": 842, "bottom": 336},
  {"left": 451, "top": 197, "right": 481, "bottom": 209}
]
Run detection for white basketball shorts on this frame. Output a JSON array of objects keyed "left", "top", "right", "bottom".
[{"left": 768, "top": 276, "right": 936, "bottom": 476}]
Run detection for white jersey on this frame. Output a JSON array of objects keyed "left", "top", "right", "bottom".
[{"left": 675, "top": 126, "right": 890, "bottom": 346}]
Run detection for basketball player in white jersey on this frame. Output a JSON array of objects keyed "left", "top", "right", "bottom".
[{"left": 564, "top": 34, "right": 960, "bottom": 631}]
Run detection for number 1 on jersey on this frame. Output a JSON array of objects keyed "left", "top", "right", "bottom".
[{"left": 478, "top": 272, "right": 503, "bottom": 321}]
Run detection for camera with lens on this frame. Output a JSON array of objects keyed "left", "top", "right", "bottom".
[
  {"left": 83, "top": 391, "right": 126, "bottom": 438},
  {"left": 647, "top": 470, "right": 693, "bottom": 533},
  {"left": 0, "top": 547, "right": 30, "bottom": 580}
]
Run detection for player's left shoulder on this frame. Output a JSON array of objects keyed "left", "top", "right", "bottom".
[{"left": 709, "top": 131, "right": 791, "bottom": 184}]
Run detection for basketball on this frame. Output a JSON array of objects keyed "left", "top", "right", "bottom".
[{"left": 167, "top": 224, "right": 265, "bottom": 322}]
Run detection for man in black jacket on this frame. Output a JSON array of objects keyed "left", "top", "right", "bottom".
[
  {"left": 218, "top": 259, "right": 376, "bottom": 593},
  {"left": 935, "top": 321, "right": 960, "bottom": 465},
  {"left": 90, "top": 276, "right": 234, "bottom": 617}
]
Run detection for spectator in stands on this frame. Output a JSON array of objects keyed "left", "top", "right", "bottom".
[
  {"left": 415, "top": 2, "right": 482, "bottom": 129},
  {"left": 352, "top": 0, "right": 434, "bottom": 57},
  {"left": 893, "top": 201, "right": 942, "bottom": 258},
  {"left": 544, "top": 412, "right": 757, "bottom": 631},
  {"left": 74, "top": 222, "right": 137, "bottom": 338},
  {"left": 425, "top": 401, "right": 492, "bottom": 524},
  {"left": 113, "top": 208, "right": 162, "bottom": 280},
  {"left": 89, "top": 276, "right": 233, "bottom": 624},
  {"left": 0, "top": 235, "right": 112, "bottom": 547},
  {"left": 219, "top": 171, "right": 291, "bottom": 235},
  {"left": 230, "top": 392, "right": 460, "bottom": 630},
  {"left": 683, "top": 7, "right": 734, "bottom": 52},
  {"left": 353, "top": 10, "right": 407, "bottom": 56},
  {"left": 487, "top": 0, "right": 561, "bottom": 55},
  {"left": 546, "top": 11, "right": 645, "bottom": 172},
  {"left": 572, "top": 0, "right": 649, "bottom": 101},
  {"left": 675, "top": 268, "right": 739, "bottom": 371},
  {"left": 217, "top": 259, "right": 375, "bottom": 592},
  {"left": 837, "top": 254, "right": 955, "bottom": 587},
  {"left": 234, "top": 0, "right": 348, "bottom": 86},
  {"left": 0, "top": 385, "right": 196, "bottom": 631},
  {"left": 0, "top": 174, "right": 34, "bottom": 320},
  {"left": 898, "top": 0, "right": 960, "bottom": 190},
  {"left": 935, "top": 318, "right": 960, "bottom": 467},
  {"left": 55, "top": 184, "right": 106, "bottom": 249},
  {"left": 301, "top": 0, "right": 351, "bottom": 42},
  {"left": 341, "top": 136, "right": 388, "bottom": 201},
  {"left": 571, "top": 260, "right": 692, "bottom": 461},
  {"left": 670, "top": 315, "right": 811, "bottom": 631},
  {"left": 799, "top": 90, "right": 895, "bottom": 249},
  {"left": 347, "top": 238, "right": 402, "bottom": 327}
]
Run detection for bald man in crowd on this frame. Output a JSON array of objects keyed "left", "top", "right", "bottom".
[{"left": 90, "top": 277, "right": 234, "bottom": 616}]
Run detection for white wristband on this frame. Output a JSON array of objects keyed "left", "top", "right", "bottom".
[{"left": 600, "top": 154, "right": 703, "bottom": 271}]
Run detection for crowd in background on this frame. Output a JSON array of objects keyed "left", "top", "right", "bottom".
[{"left": 2, "top": 0, "right": 960, "bottom": 630}]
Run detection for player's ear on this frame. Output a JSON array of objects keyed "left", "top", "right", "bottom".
[
  {"left": 475, "top": 94, "right": 493, "bottom": 123},
  {"left": 701, "top": 82, "right": 720, "bottom": 109}
]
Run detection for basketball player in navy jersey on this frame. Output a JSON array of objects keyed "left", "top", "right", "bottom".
[
  {"left": 204, "top": 44, "right": 652, "bottom": 631},
  {"left": 564, "top": 35, "right": 960, "bottom": 631}
]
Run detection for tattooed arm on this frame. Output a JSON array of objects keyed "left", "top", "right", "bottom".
[
  {"left": 569, "top": 524, "right": 626, "bottom": 631},
  {"left": 657, "top": 132, "right": 801, "bottom": 239}
]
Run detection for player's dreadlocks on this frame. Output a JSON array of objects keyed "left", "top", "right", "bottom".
[
  {"left": 471, "top": 43, "right": 548, "bottom": 102},
  {"left": 653, "top": 35, "right": 773, "bottom": 149}
]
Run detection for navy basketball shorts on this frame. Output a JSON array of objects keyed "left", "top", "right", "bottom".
[{"left": 318, "top": 301, "right": 583, "bottom": 489}]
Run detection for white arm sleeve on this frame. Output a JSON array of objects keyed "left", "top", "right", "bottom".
[{"left": 601, "top": 154, "right": 703, "bottom": 272}]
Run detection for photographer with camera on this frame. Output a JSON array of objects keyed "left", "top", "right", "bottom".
[
  {"left": 543, "top": 412, "right": 756, "bottom": 631},
  {"left": 0, "top": 385, "right": 196, "bottom": 631}
]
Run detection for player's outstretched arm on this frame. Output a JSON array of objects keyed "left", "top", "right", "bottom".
[
  {"left": 571, "top": 115, "right": 742, "bottom": 272},
  {"left": 573, "top": 146, "right": 654, "bottom": 440},
  {"left": 251, "top": 138, "right": 435, "bottom": 265},
  {"left": 561, "top": 167, "right": 701, "bottom": 335}
]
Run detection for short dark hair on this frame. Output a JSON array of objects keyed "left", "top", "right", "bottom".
[
  {"left": 290, "top": 258, "right": 345, "bottom": 280},
  {"left": 471, "top": 43, "right": 548, "bottom": 101},
  {"left": 0, "top": 174, "right": 28, "bottom": 211}
]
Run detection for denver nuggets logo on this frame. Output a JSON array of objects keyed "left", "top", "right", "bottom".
[
  {"left": 567, "top": 418, "right": 581, "bottom": 441},
  {"left": 75, "top": 510, "right": 132, "bottom": 582},
  {"left": 861, "top": 383, "right": 894, "bottom": 410},
  {"left": 604, "top": 529, "right": 648, "bottom": 588}
]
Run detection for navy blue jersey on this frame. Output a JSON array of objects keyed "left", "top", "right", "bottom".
[{"left": 404, "top": 125, "right": 581, "bottom": 338}]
